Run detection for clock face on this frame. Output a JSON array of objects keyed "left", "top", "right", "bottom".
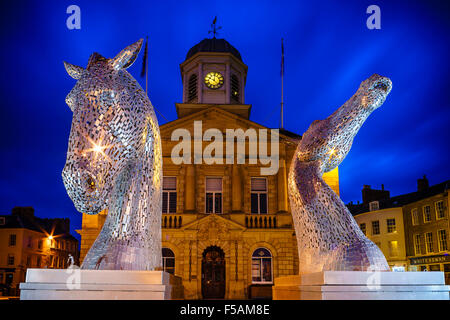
[{"left": 204, "top": 72, "right": 224, "bottom": 89}]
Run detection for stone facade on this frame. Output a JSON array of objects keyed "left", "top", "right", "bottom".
[{"left": 76, "top": 37, "right": 340, "bottom": 299}]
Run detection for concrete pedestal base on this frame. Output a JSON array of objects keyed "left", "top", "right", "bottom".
[
  {"left": 20, "top": 269, "right": 183, "bottom": 300},
  {"left": 273, "top": 271, "right": 450, "bottom": 300}
]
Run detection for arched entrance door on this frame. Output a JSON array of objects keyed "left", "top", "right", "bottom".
[{"left": 201, "top": 246, "right": 225, "bottom": 299}]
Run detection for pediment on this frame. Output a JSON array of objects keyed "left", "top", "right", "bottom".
[
  {"left": 160, "top": 106, "right": 298, "bottom": 143},
  {"left": 181, "top": 214, "right": 246, "bottom": 240}
]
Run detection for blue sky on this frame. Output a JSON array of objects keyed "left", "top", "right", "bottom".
[{"left": 0, "top": 0, "right": 449, "bottom": 240}]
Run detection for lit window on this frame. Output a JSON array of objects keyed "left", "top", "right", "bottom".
[
  {"left": 162, "top": 248, "right": 175, "bottom": 275},
  {"left": 206, "top": 177, "right": 222, "bottom": 214},
  {"left": 423, "top": 205, "right": 432, "bottom": 223},
  {"left": 162, "top": 177, "right": 177, "bottom": 214},
  {"left": 435, "top": 201, "right": 445, "bottom": 219},
  {"left": 438, "top": 230, "right": 448, "bottom": 252},
  {"left": 388, "top": 241, "right": 399, "bottom": 257},
  {"left": 372, "top": 221, "right": 380, "bottom": 235},
  {"left": 411, "top": 208, "right": 419, "bottom": 226},
  {"left": 414, "top": 234, "right": 421, "bottom": 255},
  {"left": 369, "top": 201, "right": 379, "bottom": 211},
  {"left": 9, "top": 234, "right": 16, "bottom": 247},
  {"left": 386, "top": 218, "right": 396, "bottom": 233},
  {"left": 360, "top": 223, "right": 366, "bottom": 235},
  {"left": 425, "top": 232, "right": 434, "bottom": 253},
  {"left": 251, "top": 248, "right": 272, "bottom": 284},
  {"left": 251, "top": 178, "right": 268, "bottom": 214}
]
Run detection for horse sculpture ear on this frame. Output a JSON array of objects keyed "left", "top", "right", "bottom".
[
  {"left": 64, "top": 61, "right": 84, "bottom": 80},
  {"left": 110, "top": 39, "right": 143, "bottom": 70}
]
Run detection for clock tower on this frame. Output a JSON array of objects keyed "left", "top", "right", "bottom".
[{"left": 177, "top": 38, "right": 251, "bottom": 119}]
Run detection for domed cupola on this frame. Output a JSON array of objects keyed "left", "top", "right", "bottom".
[{"left": 178, "top": 35, "right": 249, "bottom": 119}]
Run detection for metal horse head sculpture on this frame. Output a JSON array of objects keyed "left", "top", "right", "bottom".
[
  {"left": 289, "top": 74, "right": 392, "bottom": 273},
  {"left": 62, "top": 39, "right": 162, "bottom": 270}
]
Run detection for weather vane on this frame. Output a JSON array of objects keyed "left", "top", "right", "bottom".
[{"left": 208, "top": 16, "right": 222, "bottom": 38}]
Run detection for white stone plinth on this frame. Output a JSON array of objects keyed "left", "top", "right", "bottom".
[
  {"left": 273, "top": 271, "right": 450, "bottom": 300},
  {"left": 20, "top": 269, "right": 183, "bottom": 300}
]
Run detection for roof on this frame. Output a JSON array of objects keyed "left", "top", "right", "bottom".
[
  {"left": 186, "top": 38, "right": 243, "bottom": 62},
  {"left": 0, "top": 208, "right": 78, "bottom": 242},
  {"left": 348, "top": 180, "right": 450, "bottom": 216}
]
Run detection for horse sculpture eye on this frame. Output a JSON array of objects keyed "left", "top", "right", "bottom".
[{"left": 86, "top": 177, "right": 96, "bottom": 191}]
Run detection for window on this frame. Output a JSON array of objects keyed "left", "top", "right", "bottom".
[
  {"left": 425, "top": 232, "right": 434, "bottom": 253},
  {"left": 371, "top": 221, "right": 380, "bottom": 235},
  {"left": 162, "top": 177, "right": 177, "bottom": 214},
  {"left": 162, "top": 248, "right": 175, "bottom": 274},
  {"left": 411, "top": 208, "right": 419, "bottom": 226},
  {"left": 36, "top": 256, "right": 41, "bottom": 268},
  {"left": 7, "top": 254, "right": 14, "bottom": 266},
  {"left": 251, "top": 248, "right": 272, "bottom": 284},
  {"left": 9, "top": 234, "right": 16, "bottom": 247},
  {"left": 423, "top": 205, "right": 432, "bottom": 223},
  {"left": 26, "top": 256, "right": 31, "bottom": 267},
  {"left": 231, "top": 74, "right": 240, "bottom": 102},
  {"left": 251, "top": 178, "right": 268, "bottom": 214},
  {"left": 360, "top": 223, "right": 366, "bottom": 235},
  {"left": 0, "top": 217, "right": 5, "bottom": 225},
  {"left": 438, "top": 230, "right": 448, "bottom": 252},
  {"left": 38, "top": 239, "right": 43, "bottom": 250},
  {"left": 188, "top": 74, "right": 198, "bottom": 101},
  {"left": 388, "top": 241, "right": 399, "bottom": 257},
  {"left": 386, "top": 218, "right": 396, "bottom": 233},
  {"left": 27, "top": 236, "right": 33, "bottom": 248},
  {"left": 414, "top": 234, "right": 421, "bottom": 255},
  {"left": 436, "top": 201, "right": 445, "bottom": 219},
  {"left": 369, "top": 201, "right": 379, "bottom": 211},
  {"left": 206, "top": 177, "right": 222, "bottom": 214}
]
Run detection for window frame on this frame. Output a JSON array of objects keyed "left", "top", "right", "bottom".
[
  {"left": 425, "top": 232, "right": 434, "bottom": 254},
  {"left": 414, "top": 234, "right": 421, "bottom": 255},
  {"left": 437, "top": 229, "right": 448, "bottom": 252},
  {"left": 205, "top": 177, "right": 223, "bottom": 214},
  {"left": 386, "top": 218, "right": 396, "bottom": 233},
  {"left": 7, "top": 254, "right": 14, "bottom": 266},
  {"left": 251, "top": 248, "right": 273, "bottom": 284},
  {"left": 411, "top": 208, "right": 419, "bottom": 226},
  {"left": 435, "top": 200, "right": 445, "bottom": 220},
  {"left": 161, "top": 247, "right": 175, "bottom": 275},
  {"left": 162, "top": 176, "right": 177, "bottom": 214},
  {"left": 371, "top": 220, "right": 380, "bottom": 235},
  {"left": 360, "top": 223, "right": 366, "bottom": 235},
  {"left": 8, "top": 234, "right": 16, "bottom": 247},
  {"left": 250, "top": 177, "right": 268, "bottom": 214},
  {"left": 423, "top": 205, "right": 432, "bottom": 223}
]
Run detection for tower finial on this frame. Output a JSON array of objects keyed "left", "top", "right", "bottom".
[{"left": 208, "top": 16, "right": 222, "bottom": 39}]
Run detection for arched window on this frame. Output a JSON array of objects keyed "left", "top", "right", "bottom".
[
  {"left": 188, "top": 74, "right": 198, "bottom": 102},
  {"left": 162, "top": 247, "right": 175, "bottom": 274},
  {"left": 231, "top": 74, "right": 240, "bottom": 103},
  {"left": 251, "top": 248, "right": 272, "bottom": 283}
]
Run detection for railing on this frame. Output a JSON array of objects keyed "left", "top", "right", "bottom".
[
  {"left": 162, "top": 215, "right": 183, "bottom": 228},
  {"left": 245, "top": 215, "right": 277, "bottom": 228}
]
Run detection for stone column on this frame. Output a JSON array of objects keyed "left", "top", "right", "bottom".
[
  {"left": 185, "top": 164, "right": 196, "bottom": 212},
  {"left": 231, "top": 164, "right": 242, "bottom": 212},
  {"left": 277, "top": 159, "right": 288, "bottom": 213}
]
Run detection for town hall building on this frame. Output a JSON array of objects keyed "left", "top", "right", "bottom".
[{"left": 77, "top": 36, "right": 340, "bottom": 299}]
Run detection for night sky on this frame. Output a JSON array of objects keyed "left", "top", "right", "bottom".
[{"left": 0, "top": 0, "right": 449, "bottom": 241}]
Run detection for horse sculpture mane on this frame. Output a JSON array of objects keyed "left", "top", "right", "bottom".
[
  {"left": 289, "top": 74, "right": 392, "bottom": 273},
  {"left": 62, "top": 39, "right": 162, "bottom": 270}
]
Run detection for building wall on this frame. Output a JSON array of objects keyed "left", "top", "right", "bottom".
[
  {"left": 353, "top": 207, "right": 408, "bottom": 269},
  {"left": 402, "top": 192, "right": 450, "bottom": 281},
  {"left": 0, "top": 228, "right": 78, "bottom": 295}
]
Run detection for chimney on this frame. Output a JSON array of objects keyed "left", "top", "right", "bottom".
[
  {"left": 362, "top": 184, "right": 390, "bottom": 204},
  {"left": 11, "top": 207, "right": 35, "bottom": 220},
  {"left": 417, "top": 175, "right": 429, "bottom": 192}
]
